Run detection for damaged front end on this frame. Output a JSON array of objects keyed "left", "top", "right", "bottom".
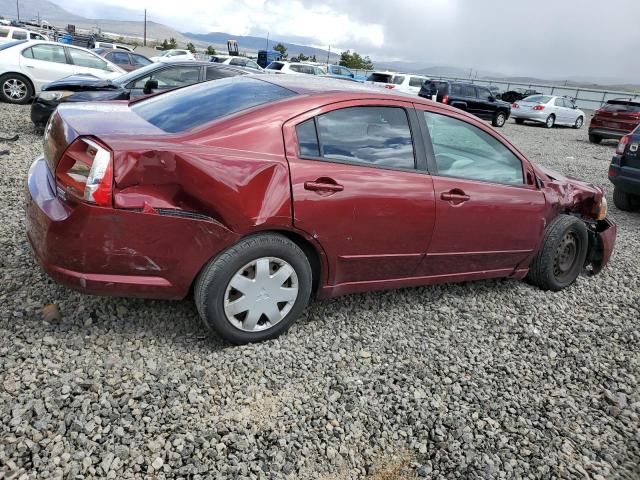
[{"left": 536, "top": 165, "right": 617, "bottom": 275}]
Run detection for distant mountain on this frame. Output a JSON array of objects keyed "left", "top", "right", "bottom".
[{"left": 184, "top": 31, "right": 340, "bottom": 62}]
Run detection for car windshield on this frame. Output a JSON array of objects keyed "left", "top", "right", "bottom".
[
  {"left": 113, "top": 62, "right": 168, "bottom": 86},
  {"left": 603, "top": 100, "right": 640, "bottom": 113},
  {"left": 0, "top": 39, "right": 27, "bottom": 51},
  {"left": 131, "top": 77, "right": 297, "bottom": 133},
  {"left": 523, "top": 95, "right": 551, "bottom": 103}
]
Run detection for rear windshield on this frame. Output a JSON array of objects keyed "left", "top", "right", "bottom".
[
  {"left": 367, "top": 73, "right": 393, "bottom": 83},
  {"left": 603, "top": 100, "right": 640, "bottom": 113},
  {"left": 132, "top": 77, "right": 296, "bottom": 133},
  {"left": 523, "top": 95, "right": 552, "bottom": 103}
]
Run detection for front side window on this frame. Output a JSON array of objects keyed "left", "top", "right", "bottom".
[
  {"left": 132, "top": 66, "right": 201, "bottom": 88},
  {"left": 290, "top": 65, "right": 303, "bottom": 73},
  {"left": 229, "top": 57, "right": 246, "bottom": 66},
  {"left": 130, "top": 54, "right": 151, "bottom": 66},
  {"left": 461, "top": 85, "right": 476, "bottom": 97},
  {"left": 107, "top": 51, "right": 131, "bottom": 65},
  {"left": 477, "top": 88, "right": 492, "bottom": 100},
  {"left": 424, "top": 111, "right": 523, "bottom": 185},
  {"left": 132, "top": 77, "right": 296, "bottom": 133},
  {"left": 68, "top": 48, "right": 109, "bottom": 70},
  {"left": 297, "top": 106, "right": 415, "bottom": 170},
  {"left": 23, "top": 44, "right": 67, "bottom": 64}
]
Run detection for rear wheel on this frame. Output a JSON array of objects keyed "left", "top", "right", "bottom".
[
  {"left": 492, "top": 111, "right": 507, "bottom": 127},
  {"left": 613, "top": 186, "right": 640, "bottom": 211},
  {"left": 515, "top": 118, "right": 525, "bottom": 125},
  {"left": 573, "top": 116, "right": 584, "bottom": 129},
  {"left": 0, "top": 73, "right": 33, "bottom": 105},
  {"left": 588, "top": 133, "right": 602, "bottom": 144},
  {"left": 545, "top": 114, "right": 555, "bottom": 129},
  {"left": 526, "top": 214, "right": 588, "bottom": 291},
  {"left": 194, "top": 233, "right": 312, "bottom": 344}
]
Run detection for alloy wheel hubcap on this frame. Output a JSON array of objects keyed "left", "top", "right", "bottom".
[
  {"left": 553, "top": 232, "right": 578, "bottom": 280},
  {"left": 576, "top": 118, "right": 583, "bottom": 128},
  {"left": 224, "top": 257, "right": 299, "bottom": 332},
  {"left": 547, "top": 117, "right": 554, "bottom": 127},
  {"left": 497, "top": 114, "right": 505, "bottom": 126},
  {"left": 3, "top": 79, "right": 26, "bottom": 99}
]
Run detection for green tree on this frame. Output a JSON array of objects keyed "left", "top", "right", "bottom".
[
  {"left": 186, "top": 42, "right": 196, "bottom": 54},
  {"left": 339, "top": 50, "right": 374, "bottom": 70},
  {"left": 297, "top": 52, "right": 309, "bottom": 62},
  {"left": 206, "top": 45, "right": 216, "bottom": 55},
  {"left": 273, "top": 42, "right": 288, "bottom": 59},
  {"left": 168, "top": 37, "right": 178, "bottom": 49},
  {"left": 310, "top": 54, "right": 317, "bottom": 62},
  {"left": 160, "top": 39, "right": 170, "bottom": 50}
]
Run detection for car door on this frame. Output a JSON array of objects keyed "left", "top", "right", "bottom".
[
  {"left": 65, "top": 46, "right": 117, "bottom": 79},
  {"left": 475, "top": 86, "right": 495, "bottom": 120},
  {"left": 551, "top": 97, "right": 567, "bottom": 124},
  {"left": 19, "top": 44, "right": 74, "bottom": 90},
  {"left": 126, "top": 64, "right": 203, "bottom": 98},
  {"left": 460, "top": 85, "right": 480, "bottom": 116},
  {"left": 561, "top": 98, "right": 578, "bottom": 124},
  {"left": 283, "top": 101, "right": 436, "bottom": 286},
  {"left": 415, "top": 108, "right": 546, "bottom": 277}
]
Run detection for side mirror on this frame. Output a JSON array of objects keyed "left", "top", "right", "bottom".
[{"left": 143, "top": 79, "right": 158, "bottom": 94}]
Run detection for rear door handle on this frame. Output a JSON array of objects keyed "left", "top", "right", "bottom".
[
  {"left": 441, "top": 190, "right": 470, "bottom": 204},
  {"left": 304, "top": 180, "right": 344, "bottom": 193}
]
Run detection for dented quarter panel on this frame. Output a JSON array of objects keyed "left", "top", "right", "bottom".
[{"left": 536, "top": 164, "right": 603, "bottom": 218}]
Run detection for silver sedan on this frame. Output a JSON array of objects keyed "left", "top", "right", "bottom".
[{"left": 511, "top": 95, "right": 585, "bottom": 129}]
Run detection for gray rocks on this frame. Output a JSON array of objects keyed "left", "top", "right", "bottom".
[{"left": 0, "top": 106, "right": 638, "bottom": 479}]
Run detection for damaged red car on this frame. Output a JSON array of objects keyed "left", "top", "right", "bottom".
[{"left": 26, "top": 76, "right": 616, "bottom": 344}]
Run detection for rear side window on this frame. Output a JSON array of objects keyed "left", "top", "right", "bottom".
[
  {"left": 68, "top": 48, "right": 109, "bottom": 70},
  {"left": 132, "top": 77, "right": 296, "bottom": 133},
  {"left": 409, "top": 77, "right": 425, "bottom": 88},
  {"left": 367, "top": 73, "right": 393, "bottom": 83},
  {"left": 107, "top": 51, "right": 130, "bottom": 65},
  {"left": 392, "top": 75, "right": 405, "bottom": 85},
  {"left": 229, "top": 57, "right": 246, "bottom": 66},
  {"left": 423, "top": 111, "right": 523, "bottom": 185},
  {"left": 206, "top": 66, "right": 244, "bottom": 80},
  {"left": 12, "top": 31, "right": 27, "bottom": 40},
  {"left": 266, "top": 62, "right": 284, "bottom": 70},
  {"left": 0, "top": 27, "right": 8, "bottom": 38},
  {"left": 130, "top": 53, "right": 151, "bottom": 66},
  {"left": 23, "top": 44, "right": 67, "bottom": 64},
  {"left": 461, "top": 85, "right": 476, "bottom": 97},
  {"left": 296, "top": 106, "right": 415, "bottom": 170}
]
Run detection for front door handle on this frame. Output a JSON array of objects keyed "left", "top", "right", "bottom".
[
  {"left": 304, "top": 179, "right": 344, "bottom": 193},
  {"left": 441, "top": 190, "right": 470, "bottom": 204}
]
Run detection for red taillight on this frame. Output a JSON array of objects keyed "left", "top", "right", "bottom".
[
  {"left": 385, "top": 84, "right": 395, "bottom": 89},
  {"left": 533, "top": 105, "right": 545, "bottom": 111},
  {"left": 55, "top": 137, "right": 113, "bottom": 207},
  {"left": 608, "top": 165, "right": 618, "bottom": 177},
  {"left": 442, "top": 95, "right": 449, "bottom": 104},
  {"left": 512, "top": 103, "right": 519, "bottom": 108},
  {"left": 616, "top": 135, "right": 630, "bottom": 154}
]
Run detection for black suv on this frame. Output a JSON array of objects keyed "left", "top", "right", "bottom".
[
  {"left": 609, "top": 125, "right": 640, "bottom": 211},
  {"left": 419, "top": 80, "right": 511, "bottom": 127}
]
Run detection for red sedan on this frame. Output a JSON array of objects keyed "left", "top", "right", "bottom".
[{"left": 26, "top": 76, "right": 616, "bottom": 344}]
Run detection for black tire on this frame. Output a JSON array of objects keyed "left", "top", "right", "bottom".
[
  {"left": 515, "top": 118, "right": 525, "bottom": 125},
  {"left": 544, "top": 114, "right": 555, "bottom": 129},
  {"left": 613, "top": 186, "right": 640, "bottom": 211},
  {"left": 588, "top": 133, "right": 602, "bottom": 144},
  {"left": 0, "top": 73, "right": 34, "bottom": 105},
  {"left": 492, "top": 111, "right": 507, "bottom": 127},
  {"left": 573, "top": 116, "right": 584, "bottom": 129},
  {"left": 526, "top": 214, "right": 589, "bottom": 291},
  {"left": 194, "top": 233, "right": 313, "bottom": 344}
]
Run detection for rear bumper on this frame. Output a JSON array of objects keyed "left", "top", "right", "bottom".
[
  {"left": 588, "top": 127, "right": 628, "bottom": 140},
  {"left": 26, "top": 156, "right": 239, "bottom": 299},
  {"left": 510, "top": 110, "right": 548, "bottom": 123},
  {"left": 609, "top": 169, "right": 640, "bottom": 194}
]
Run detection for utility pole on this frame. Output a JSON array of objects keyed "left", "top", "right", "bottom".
[
  {"left": 143, "top": 9, "right": 147, "bottom": 46},
  {"left": 16, "top": 0, "right": 19, "bottom": 22},
  {"left": 266, "top": 32, "right": 269, "bottom": 51},
  {"left": 326, "top": 45, "right": 330, "bottom": 66}
]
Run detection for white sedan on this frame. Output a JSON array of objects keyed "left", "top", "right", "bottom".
[
  {"left": 149, "top": 49, "right": 196, "bottom": 63},
  {"left": 511, "top": 95, "right": 586, "bottom": 129},
  {"left": 0, "top": 40, "right": 124, "bottom": 104}
]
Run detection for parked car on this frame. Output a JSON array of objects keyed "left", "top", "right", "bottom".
[
  {"left": 93, "top": 48, "right": 152, "bottom": 72},
  {"left": 487, "top": 85, "right": 503, "bottom": 99},
  {"left": 26, "top": 75, "right": 615, "bottom": 344},
  {"left": 419, "top": 80, "right": 511, "bottom": 127},
  {"left": 31, "top": 61, "right": 250, "bottom": 127},
  {"left": 511, "top": 95, "right": 585, "bottom": 129},
  {"left": 149, "top": 49, "right": 195, "bottom": 62},
  {"left": 93, "top": 41, "right": 134, "bottom": 52},
  {"left": 608, "top": 125, "right": 640, "bottom": 211},
  {"left": 325, "top": 64, "right": 364, "bottom": 82},
  {"left": 365, "top": 71, "right": 395, "bottom": 88},
  {"left": 213, "top": 56, "right": 263, "bottom": 71},
  {"left": 0, "top": 40, "right": 124, "bottom": 104},
  {"left": 265, "top": 61, "right": 324, "bottom": 75},
  {"left": 589, "top": 98, "right": 640, "bottom": 144},
  {"left": 0, "top": 26, "right": 48, "bottom": 43},
  {"left": 386, "top": 74, "right": 430, "bottom": 95},
  {"left": 501, "top": 88, "right": 542, "bottom": 103}
]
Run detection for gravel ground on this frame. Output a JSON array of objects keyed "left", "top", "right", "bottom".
[{"left": 0, "top": 104, "right": 638, "bottom": 480}]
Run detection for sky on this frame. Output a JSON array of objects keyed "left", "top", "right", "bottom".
[{"left": 52, "top": 0, "right": 640, "bottom": 82}]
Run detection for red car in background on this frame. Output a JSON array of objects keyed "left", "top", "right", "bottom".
[
  {"left": 589, "top": 98, "right": 640, "bottom": 144},
  {"left": 26, "top": 76, "right": 616, "bottom": 344},
  {"left": 92, "top": 48, "right": 152, "bottom": 72}
]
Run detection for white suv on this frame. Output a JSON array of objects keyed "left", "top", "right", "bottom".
[
  {"left": 0, "top": 27, "right": 49, "bottom": 44},
  {"left": 265, "top": 61, "right": 325, "bottom": 76},
  {"left": 389, "top": 74, "right": 430, "bottom": 95}
]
